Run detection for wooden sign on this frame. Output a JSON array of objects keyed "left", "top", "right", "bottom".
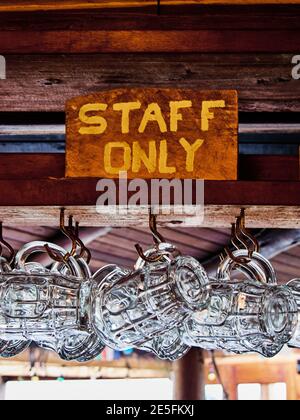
[{"left": 66, "top": 88, "right": 238, "bottom": 180}]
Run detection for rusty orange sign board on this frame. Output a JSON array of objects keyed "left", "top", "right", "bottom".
[{"left": 66, "top": 88, "right": 238, "bottom": 180}]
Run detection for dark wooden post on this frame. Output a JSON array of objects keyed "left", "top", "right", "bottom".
[{"left": 173, "top": 348, "right": 205, "bottom": 401}]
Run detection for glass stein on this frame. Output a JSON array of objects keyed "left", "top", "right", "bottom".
[
  {"left": 181, "top": 250, "right": 298, "bottom": 357},
  {"left": 91, "top": 243, "right": 210, "bottom": 360},
  {"left": 0, "top": 241, "right": 105, "bottom": 361},
  {"left": 286, "top": 279, "right": 300, "bottom": 349},
  {"left": 0, "top": 255, "right": 31, "bottom": 358}
]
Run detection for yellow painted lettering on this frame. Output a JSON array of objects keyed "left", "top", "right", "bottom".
[
  {"left": 139, "top": 103, "right": 168, "bottom": 134},
  {"left": 201, "top": 100, "right": 226, "bottom": 131},
  {"left": 132, "top": 141, "right": 157, "bottom": 174},
  {"left": 113, "top": 101, "right": 141, "bottom": 134},
  {"left": 104, "top": 142, "right": 131, "bottom": 175},
  {"left": 79, "top": 103, "right": 108, "bottom": 135},
  {"left": 179, "top": 138, "right": 204, "bottom": 172},
  {"left": 170, "top": 100, "right": 192, "bottom": 132},
  {"left": 159, "top": 140, "right": 176, "bottom": 174}
]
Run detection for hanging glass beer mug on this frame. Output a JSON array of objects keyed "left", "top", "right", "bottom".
[
  {"left": 181, "top": 210, "right": 298, "bottom": 357},
  {"left": 0, "top": 213, "right": 105, "bottom": 362},
  {"left": 91, "top": 213, "right": 210, "bottom": 360},
  {"left": 286, "top": 278, "right": 300, "bottom": 349},
  {"left": 0, "top": 223, "right": 32, "bottom": 358}
]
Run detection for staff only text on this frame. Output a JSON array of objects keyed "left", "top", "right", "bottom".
[{"left": 66, "top": 89, "right": 238, "bottom": 181}]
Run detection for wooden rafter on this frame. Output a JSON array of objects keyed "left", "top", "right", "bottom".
[
  {"left": 0, "top": 30, "right": 299, "bottom": 54},
  {"left": 0, "top": 54, "right": 299, "bottom": 113},
  {"left": 0, "top": 1, "right": 300, "bottom": 13},
  {"left": 1, "top": 6, "right": 300, "bottom": 54},
  {"left": 0, "top": 154, "right": 298, "bottom": 182},
  {"left": 0, "top": 154, "right": 298, "bottom": 227}
]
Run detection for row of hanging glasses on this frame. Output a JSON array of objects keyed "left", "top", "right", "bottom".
[{"left": 0, "top": 209, "right": 300, "bottom": 362}]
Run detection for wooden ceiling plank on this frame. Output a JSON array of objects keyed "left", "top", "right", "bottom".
[
  {"left": 0, "top": 205, "right": 299, "bottom": 228},
  {"left": 2, "top": 124, "right": 300, "bottom": 137},
  {"left": 0, "top": 1, "right": 299, "bottom": 14},
  {"left": 1, "top": 179, "right": 300, "bottom": 207},
  {"left": 109, "top": 229, "right": 212, "bottom": 260},
  {"left": 0, "top": 154, "right": 298, "bottom": 182},
  {"left": 275, "top": 271, "right": 292, "bottom": 283},
  {"left": 0, "top": 30, "right": 299, "bottom": 54},
  {"left": 132, "top": 227, "right": 224, "bottom": 254},
  {"left": 88, "top": 250, "right": 134, "bottom": 268},
  {"left": 4, "top": 227, "right": 46, "bottom": 242},
  {"left": 0, "top": 54, "right": 299, "bottom": 113},
  {"left": 2, "top": 6, "right": 300, "bottom": 31},
  {"left": 90, "top": 243, "right": 138, "bottom": 261},
  {"left": 0, "top": 1, "right": 156, "bottom": 13},
  {"left": 272, "top": 253, "right": 300, "bottom": 269},
  {"left": 203, "top": 229, "right": 300, "bottom": 277},
  {"left": 15, "top": 225, "right": 57, "bottom": 236},
  {"left": 173, "top": 227, "right": 232, "bottom": 245},
  {"left": 272, "top": 261, "right": 299, "bottom": 278},
  {"left": 283, "top": 246, "right": 300, "bottom": 258},
  {"left": 93, "top": 233, "right": 150, "bottom": 258}
]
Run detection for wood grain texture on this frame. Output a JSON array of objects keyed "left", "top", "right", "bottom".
[
  {"left": 7, "top": 123, "right": 300, "bottom": 136},
  {"left": 66, "top": 89, "right": 238, "bottom": 180},
  {"left": 0, "top": 1, "right": 155, "bottom": 12},
  {"left": 1, "top": 6, "right": 300, "bottom": 53},
  {"left": 0, "top": 54, "right": 299, "bottom": 113},
  {"left": 174, "top": 349, "right": 205, "bottom": 401},
  {"left": 0, "top": 155, "right": 298, "bottom": 226},
  {"left": 0, "top": 205, "right": 299, "bottom": 228},
  {"left": 0, "top": 1, "right": 299, "bottom": 13},
  {"left": 0, "top": 154, "right": 297, "bottom": 180},
  {"left": 0, "top": 30, "right": 300, "bottom": 53},
  {"left": 2, "top": 6, "right": 300, "bottom": 31}
]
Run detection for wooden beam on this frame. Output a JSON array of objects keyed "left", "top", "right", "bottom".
[
  {"left": 1, "top": 6, "right": 300, "bottom": 54},
  {"left": 2, "top": 123, "right": 300, "bottom": 137},
  {"left": 2, "top": 6, "right": 300, "bottom": 31},
  {"left": 0, "top": 1, "right": 299, "bottom": 13},
  {"left": 1, "top": 54, "right": 299, "bottom": 112},
  {"left": 0, "top": 154, "right": 298, "bottom": 227},
  {"left": 0, "top": 1, "right": 156, "bottom": 12},
  {"left": 239, "top": 156, "right": 300, "bottom": 181},
  {"left": 0, "top": 205, "right": 300, "bottom": 228},
  {"left": 239, "top": 124, "right": 300, "bottom": 135},
  {"left": 0, "top": 154, "right": 297, "bottom": 181},
  {"left": 174, "top": 349, "right": 205, "bottom": 401},
  {"left": 0, "top": 30, "right": 299, "bottom": 53}
]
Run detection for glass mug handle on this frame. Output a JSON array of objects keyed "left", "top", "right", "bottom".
[
  {"left": 134, "top": 242, "right": 178, "bottom": 271},
  {"left": 52, "top": 257, "right": 91, "bottom": 279},
  {"left": 0, "top": 256, "right": 12, "bottom": 273},
  {"left": 217, "top": 250, "right": 277, "bottom": 284},
  {"left": 14, "top": 241, "right": 83, "bottom": 278}
]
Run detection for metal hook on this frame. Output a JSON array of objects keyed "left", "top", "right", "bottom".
[
  {"left": 230, "top": 223, "right": 244, "bottom": 251},
  {"left": 72, "top": 221, "right": 92, "bottom": 264},
  {"left": 223, "top": 209, "right": 258, "bottom": 266},
  {"left": 0, "top": 222, "right": 15, "bottom": 264},
  {"left": 224, "top": 223, "right": 249, "bottom": 265},
  {"left": 238, "top": 209, "right": 260, "bottom": 255},
  {"left": 149, "top": 210, "right": 165, "bottom": 245},
  {"left": 135, "top": 210, "right": 167, "bottom": 263},
  {"left": 135, "top": 244, "right": 166, "bottom": 263},
  {"left": 44, "top": 209, "right": 77, "bottom": 263}
]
